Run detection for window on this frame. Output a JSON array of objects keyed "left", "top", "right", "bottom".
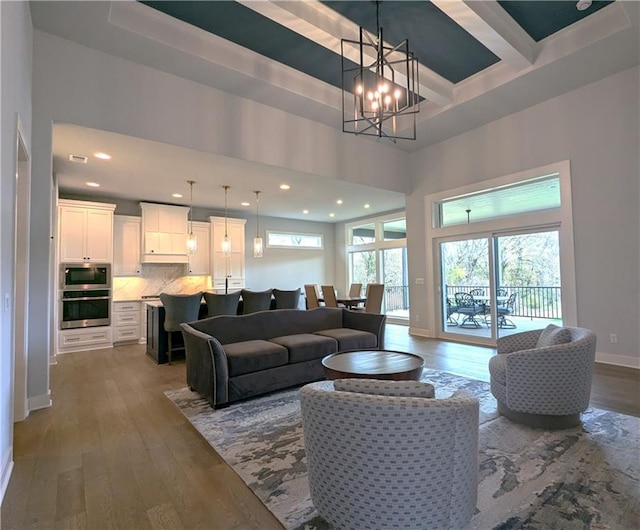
[
  {"left": 438, "top": 174, "right": 561, "bottom": 228},
  {"left": 346, "top": 212, "right": 408, "bottom": 320},
  {"left": 266, "top": 231, "right": 323, "bottom": 249}
]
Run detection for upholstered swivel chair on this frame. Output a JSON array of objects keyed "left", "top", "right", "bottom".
[
  {"left": 320, "top": 285, "right": 338, "bottom": 307},
  {"left": 159, "top": 292, "right": 203, "bottom": 365},
  {"left": 240, "top": 289, "right": 273, "bottom": 314},
  {"left": 203, "top": 291, "right": 240, "bottom": 317},
  {"left": 489, "top": 324, "right": 597, "bottom": 429},
  {"left": 272, "top": 288, "right": 301, "bottom": 309},
  {"left": 304, "top": 284, "right": 320, "bottom": 309},
  {"left": 301, "top": 379, "right": 479, "bottom": 530}
]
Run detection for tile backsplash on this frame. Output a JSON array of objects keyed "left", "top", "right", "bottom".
[{"left": 113, "top": 263, "right": 211, "bottom": 300}]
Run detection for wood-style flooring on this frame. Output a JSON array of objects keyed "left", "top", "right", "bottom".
[{"left": 2, "top": 324, "right": 638, "bottom": 529}]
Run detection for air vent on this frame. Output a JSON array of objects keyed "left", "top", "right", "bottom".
[{"left": 68, "top": 154, "right": 88, "bottom": 164}]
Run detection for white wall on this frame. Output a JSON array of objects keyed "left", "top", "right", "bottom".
[
  {"left": 244, "top": 215, "right": 335, "bottom": 293},
  {"left": 0, "top": 0, "right": 32, "bottom": 501},
  {"left": 407, "top": 66, "right": 640, "bottom": 368}
]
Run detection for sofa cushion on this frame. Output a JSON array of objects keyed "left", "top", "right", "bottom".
[
  {"left": 314, "top": 328, "right": 377, "bottom": 351},
  {"left": 223, "top": 340, "right": 288, "bottom": 377},
  {"left": 270, "top": 333, "right": 338, "bottom": 364},
  {"left": 536, "top": 324, "right": 572, "bottom": 348}
]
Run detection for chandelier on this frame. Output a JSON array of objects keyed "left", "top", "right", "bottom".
[{"left": 341, "top": 0, "right": 420, "bottom": 142}]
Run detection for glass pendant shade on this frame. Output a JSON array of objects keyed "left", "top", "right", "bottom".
[
  {"left": 186, "top": 180, "right": 197, "bottom": 255},
  {"left": 186, "top": 231, "right": 197, "bottom": 255},
  {"left": 222, "top": 185, "right": 231, "bottom": 257},
  {"left": 253, "top": 236, "right": 263, "bottom": 258},
  {"left": 221, "top": 235, "right": 231, "bottom": 257},
  {"left": 253, "top": 190, "right": 263, "bottom": 258}
]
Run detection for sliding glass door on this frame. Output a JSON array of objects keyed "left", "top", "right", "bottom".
[{"left": 439, "top": 229, "right": 562, "bottom": 341}]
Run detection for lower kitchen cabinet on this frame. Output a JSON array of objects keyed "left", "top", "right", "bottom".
[
  {"left": 58, "top": 327, "right": 112, "bottom": 353},
  {"left": 113, "top": 301, "right": 141, "bottom": 344}
]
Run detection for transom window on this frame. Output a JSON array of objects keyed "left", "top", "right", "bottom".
[{"left": 266, "top": 231, "right": 323, "bottom": 249}]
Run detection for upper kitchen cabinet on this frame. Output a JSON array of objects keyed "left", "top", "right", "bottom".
[
  {"left": 113, "top": 215, "right": 141, "bottom": 276},
  {"left": 59, "top": 199, "right": 115, "bottom": 263},
  {"left": 140, "top": 202, "right": 189, "bottom": 263},
  {"left": 210, "top": 216, "right": 246, "bottom": 292},
  {"left": 187, "top": 221, "right": 210, "bottom": 276}
]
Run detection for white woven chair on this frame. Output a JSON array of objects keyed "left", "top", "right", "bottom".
[
  {"left": 300, "top": 379, "right": 479, "bottom": 530},
  {"left": 489, "top": 324, "right": 596, "bottom": 429}
]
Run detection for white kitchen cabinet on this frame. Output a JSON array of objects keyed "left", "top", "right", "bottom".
[
  {"left": 112, "top": 301, "right": 141, "bottom": 344},
  {"left": 210, "top": 216, "right": 246, "bottom": 292},
  {"left": 113, "top": 215, "right": 141, "bottom": 276},
  {"left": 187, "top": 221, "right": 210, "bottom": 276},
  {"left": 59, "top": 199, "right": 115, "bottom": 263},
  {"left": 58, "top": 327, "right": 112, "bottom": 353},
  {"left": 140, "top": 202, "right": 189, "bottom": 263}
]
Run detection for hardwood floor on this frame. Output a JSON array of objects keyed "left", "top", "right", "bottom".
[{"left": 2, "top": 324, "right": 638, "bottom": 529}]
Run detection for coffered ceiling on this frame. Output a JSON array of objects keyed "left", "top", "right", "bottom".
[{"left": 30, "top": 1, "right": 639, "bottom": 221}]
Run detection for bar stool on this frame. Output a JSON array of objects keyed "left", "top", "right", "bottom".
[{"left": 159, "top": 292, "right": 203, "bottom": 365}]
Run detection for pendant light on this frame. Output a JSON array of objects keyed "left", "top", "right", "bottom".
[
  {"left": 253, "top": 190, "right": 263, "bottom": 258},
  {"left": 221, "top": 185, "right": 231, "bottom": 257},
  {"left": 186, "top": 180, "right": 197, "bottom": 255}
]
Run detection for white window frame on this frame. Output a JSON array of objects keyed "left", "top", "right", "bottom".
[
  {"left": 265, "top": 230, "right": 324, "bottom": 250},
  {"left": 424, "top": 160, "right": 577, "bottom": 344}
]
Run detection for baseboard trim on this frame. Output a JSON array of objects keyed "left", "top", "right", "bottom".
[
  {"left": 596, "top": 352, "right": 640, "bottom": 370},
  {"left": 28, "top": 390, "right": 52, "bottom": 412},
  {"left": 0, "top": 445, "right": 14, "bottom": 506},
  {"left": 408, "top": 326, "right": 431, "bottom": 337}
]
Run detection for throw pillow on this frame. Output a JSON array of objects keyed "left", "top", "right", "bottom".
[
  {"left": 537, "top": 324, "right": 572, "bottom": 348},
  {"left": 334, "top": 378, "right": 435, "bottom": 398}
]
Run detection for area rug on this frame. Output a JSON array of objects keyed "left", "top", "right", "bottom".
[{"left": 165, "top": 370, "right": 640, "bottom": 529}]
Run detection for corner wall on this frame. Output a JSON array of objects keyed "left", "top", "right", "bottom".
[{"left": 407, "top": 66, "right": 639, "bottom": 367}]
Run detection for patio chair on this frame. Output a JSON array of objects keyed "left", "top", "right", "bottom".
[
  {"left": 496, "top": 292, "right": 517, "bottom": 328},
  {"left": 469, "top": 288, "right": 485, "bottom": 296},
  {"left": 454, "top": 292, "right": 484, "bottom": 328},
  {"left": 446, "top": 297, "right": 458, "bottom": 326}
]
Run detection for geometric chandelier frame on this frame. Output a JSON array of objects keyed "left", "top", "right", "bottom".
[{"left": 341, "top": 2, "right": 420, "bottom": 142}]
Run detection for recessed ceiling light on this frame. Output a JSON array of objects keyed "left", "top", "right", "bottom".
[
  {"left": 94, "top": 152, "right": 111, "bottom": 160},
  {"left": 172, "top": 193, "right": 183, "bottom": 198},
  {"left": 576, "top": 0, "right": 592, "bottom": 11},
  {"left": 303, "top": 210, "right": 309, "bottom": 214},
  {"left": 364, "top": 204, "right": 370, "bottom": 209},
  {"left": 241, "top": 202, "right": 250, "bottom": 207},
  {"left": 280, "top": 184, "right": 290, "bottom": 190},
  {"left": 329, "top": 213, "right": 335, "bottom": 218},
  {"left": 336, "top": 199, "right": 343, "bottom": 205},
  {"left": 86, "top": 182, "right": 100, "bottom": 188}
]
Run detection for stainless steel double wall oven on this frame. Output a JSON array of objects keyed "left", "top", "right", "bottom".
[{"left": 60, "top": 263, "right": 111, "bottom": 329}]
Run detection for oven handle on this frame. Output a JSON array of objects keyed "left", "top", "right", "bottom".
[{"left": 62, "top": 296, "right": 111, "bottom": 301}]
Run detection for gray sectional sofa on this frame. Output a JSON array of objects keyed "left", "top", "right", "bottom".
[{"left": 181, "top": 307, "right": 386, "bottom": 408}]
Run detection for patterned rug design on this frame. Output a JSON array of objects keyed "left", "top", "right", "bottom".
[{"left": 165, "top": 369, "right": 640, "bottom": 529}]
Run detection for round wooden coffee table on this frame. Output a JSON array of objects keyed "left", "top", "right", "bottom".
[{"left": 322, "top": 350, "right": 425, "bottom": 381}]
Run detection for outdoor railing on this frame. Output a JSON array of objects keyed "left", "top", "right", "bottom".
[
  {"left": 446, "top": 285, "right": 562, "bottom": 320},
  {"left": 384, "top": 284, "right": 409, "bottom": 312}
]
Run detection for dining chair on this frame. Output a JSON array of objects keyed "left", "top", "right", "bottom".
[
  {"left": 363, "top": 283, "right": 384, "bottom": 313},
  {"left": 348, "top": 283, "right": 362, "bottom": 297},
  {"left": 304, "top": 284, "right": 320, "bottom": 309},
  {"left": 159, "top": 292, "right": 203, "bottom": 365},
  {"left": 321, "top": 285, "right": 339, "bottom": 307}
]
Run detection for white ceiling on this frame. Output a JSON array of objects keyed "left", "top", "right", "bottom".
[{"left": 32, "top": 1, "right": 639, "bottom": 222}]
